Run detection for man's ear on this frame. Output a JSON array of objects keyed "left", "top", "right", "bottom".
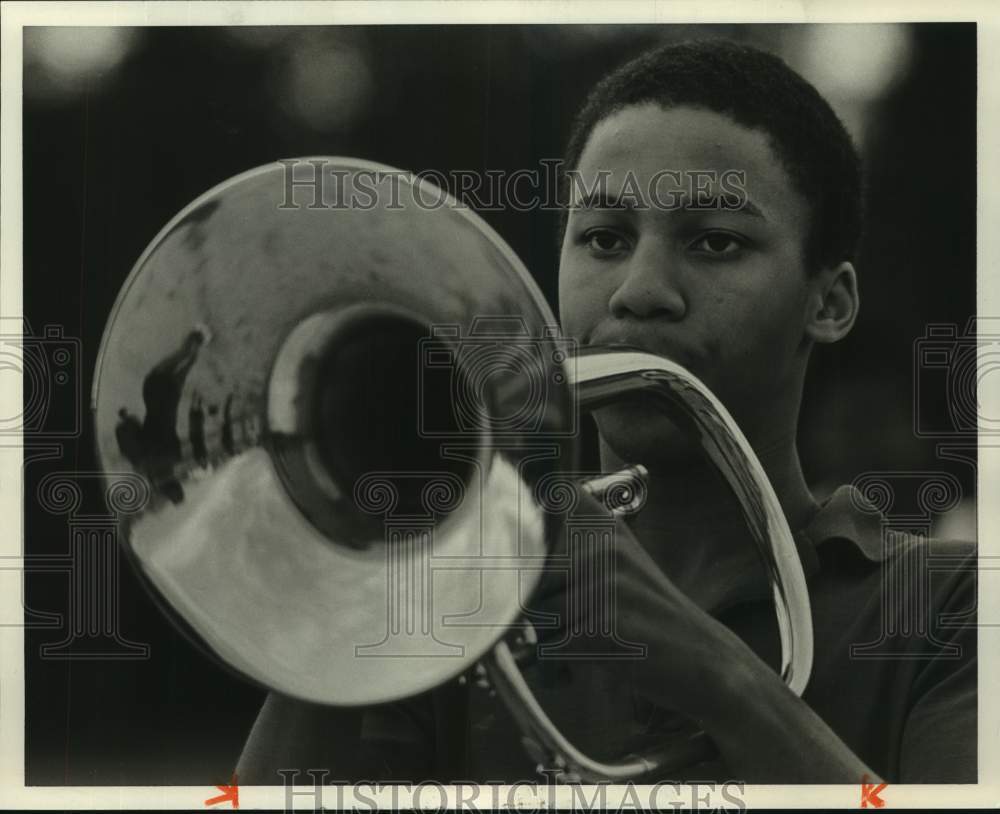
[{"left": 804, "top": 261, "right": 859, "bottom": 344}]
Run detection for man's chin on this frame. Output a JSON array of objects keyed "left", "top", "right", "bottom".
[{"left": 592, "top": 402, "right": 704, "bottom": 471}]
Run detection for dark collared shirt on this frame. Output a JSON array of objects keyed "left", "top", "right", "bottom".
[{"left": 358, "top": 486, "right": 977, "bottom": 783}]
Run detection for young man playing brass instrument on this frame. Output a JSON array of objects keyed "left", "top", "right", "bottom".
[{"left": 238, "top": 40, "right": 976, "bottom": 784}]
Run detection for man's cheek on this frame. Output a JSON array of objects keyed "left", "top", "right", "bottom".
[{"left": 558, "top": 293, "right": 594, "bottom": 341}]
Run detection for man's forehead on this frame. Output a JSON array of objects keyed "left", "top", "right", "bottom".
[
  {"left": 580, "top": 104, "right": 773, "bottom": 162},
  {"left": 572, "top": 106, "right": 803, "bottom": 222}
]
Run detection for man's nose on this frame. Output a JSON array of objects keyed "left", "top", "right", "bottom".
[{"left": 607, "top": 241, "right": 687, "bottom": 320}]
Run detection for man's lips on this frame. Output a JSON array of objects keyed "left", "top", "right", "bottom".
[{"left": 583, "top": 331, "right": 701, "bottom": 370}]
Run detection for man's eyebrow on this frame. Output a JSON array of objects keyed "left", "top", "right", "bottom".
[
  {"left": 680, "top": 198, "right": 768, "bottom": 219},
  {"left": 569, "top": 190, "right": 637, "bottom": 211},
  {"left": 568, "top": 191, "right": 768, "bottom": 219}
]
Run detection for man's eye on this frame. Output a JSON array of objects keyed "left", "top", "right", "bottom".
[
  {"left": 691, "top": 232, "right": 745, "bottom": 256},
  {"left": 583, "top": 229, "right": 629, "bottom": 255}
]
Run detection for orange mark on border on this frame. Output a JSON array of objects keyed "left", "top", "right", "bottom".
[
  {"left": 860, "top": 774, "right": 887, "bottom": 808},
  {"left": 205, "top": 773, "right": 239, "bottom": 809}
]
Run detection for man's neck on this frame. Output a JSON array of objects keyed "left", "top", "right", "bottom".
[{"left": 599, "top": 426, "right": 819, "bottom": 614}]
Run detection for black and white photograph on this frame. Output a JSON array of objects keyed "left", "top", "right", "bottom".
[{"left": 1, "top": 2, "right": 996, "bottom": 810}]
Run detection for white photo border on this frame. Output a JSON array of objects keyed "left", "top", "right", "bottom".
[{"left": 1, "top": 1, "right": 997, "bottom": 809}]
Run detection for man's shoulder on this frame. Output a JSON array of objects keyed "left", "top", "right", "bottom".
[
  {"left": 803, "top": 484, "right": 977, "bottom": 659},
  {"left": 805, "top": 483, "right": 976, "bottom": 570}
]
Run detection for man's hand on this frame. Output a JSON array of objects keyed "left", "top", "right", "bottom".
[
  {"left": 528, "top": 488, "right": 729, "bottom": 708},
  {"left": 526, "top": 487, "right": 879, "bottom": 784}
]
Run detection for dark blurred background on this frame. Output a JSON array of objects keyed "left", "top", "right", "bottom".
[{"left": 21, "top": 24, "right": 976, "bottom": 784}]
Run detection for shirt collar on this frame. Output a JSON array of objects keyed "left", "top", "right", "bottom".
[
  {"left": 717, "top": 485, "right": 886, "bottom": 615},
  {"left": 693, "top": 485, "right": 888, "bottom": 617},
  {"left": 798, "top": 484, "right": 887, "bottom": 563}
]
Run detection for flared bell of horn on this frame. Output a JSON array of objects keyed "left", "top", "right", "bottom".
[{"left": 92, "top": 159, "right": 574, "bottom": 706}]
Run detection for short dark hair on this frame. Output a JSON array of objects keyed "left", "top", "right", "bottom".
[{"left": 559, "top": 39, "right": 864, "bottom": 274}]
